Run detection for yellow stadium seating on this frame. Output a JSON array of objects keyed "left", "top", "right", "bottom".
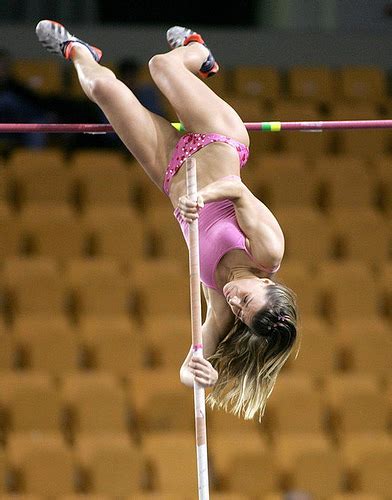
[
  {"left": 141, "top": 431, "right": 198, "bottom": 495},
  {"left": 7, "top": 434, "right": 74, "bottom": 496},
  {"left": 288, "top": 66, "right": 336, "bottom": 104},
  {"left": 74, "top": 433, "right": 146, "bottom": 496},
  {"left": 61, "top": 372, "right": 129, "bottom": 437},
  {"left": 324, "top": 374, "right": 389, "bottom": 439},
  {"left": 12, "top": 60, "right": 64, "bottom": 95}
]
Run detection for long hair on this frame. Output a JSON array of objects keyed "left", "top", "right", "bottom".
[{"left": 207, "top": 282, "right": 298, "bottom": 421}]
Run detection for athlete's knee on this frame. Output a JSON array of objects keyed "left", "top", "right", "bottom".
[
  {"left": 148, "top": 53, "right": 175, "bottom": 78},
  {"left": 89, "top": 76, "right": 118, "bottom": 104}
]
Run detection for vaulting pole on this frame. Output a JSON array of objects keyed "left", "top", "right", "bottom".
[{"left": 186, "top": 157, "right": 209, "bottom": 500}]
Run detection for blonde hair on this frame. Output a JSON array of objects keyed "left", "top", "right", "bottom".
[{"left": 207, "top": 282, "right": 298, "bottom": 421}]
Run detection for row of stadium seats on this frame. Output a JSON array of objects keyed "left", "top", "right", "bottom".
[
  {"left": 0, "top": 369, "right": 391, "bottom": 436},
  {"left": 0, "top": 428, "right": 391, "bottom": 497},
  {"left": 0, "top": 257, "right": 392, "bottom": 321},
  {"left": 0, "top": 313, "right": 391, "bottom": 377},
  {"left": 12, "top": 59, "right": 391, "bottom": 105},
  {"left": 0, "top": 205, "right": 391, "bottom": 265},
  {"left": 1, "top": 149, "right": 392, "bottom": 214}
]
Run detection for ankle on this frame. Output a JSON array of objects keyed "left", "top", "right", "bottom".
[{"left": 68, "top": 42, "right": 95, "bottom": 62}]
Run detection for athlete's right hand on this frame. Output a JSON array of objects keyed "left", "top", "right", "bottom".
[
  {"left": 188, "top": 356, "right": 218, "bottom": 388},
  {"left": 178, "top": 194, "right": 204, "bottom": 223}
]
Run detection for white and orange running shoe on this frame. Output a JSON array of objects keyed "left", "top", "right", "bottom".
[
  {"left": 36, "top": 19, "right": 102, "bottom": 62},
  {"left": 166, "top": 25, "right": 219, "bottom": 78}
]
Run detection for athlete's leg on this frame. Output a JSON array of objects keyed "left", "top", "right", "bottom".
[
  {"left": 148, "top": 30, "right": 249, "bottom": 147},
  {"left": 71, "top": 46, "right": 179, "bottom": 187},
  {"left": 36, "top": 20, "right": 179, "bottom": 188}
]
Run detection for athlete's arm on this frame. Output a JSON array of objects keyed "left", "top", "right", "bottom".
[
  {"left": 180, "top": 284, "right": 233, "bottom": 388},
  {"left": 178, "top": 177, "right": 284, "bottom": 270}
]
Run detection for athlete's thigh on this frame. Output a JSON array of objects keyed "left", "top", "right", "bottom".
[
  {"left": 97, "top": 78, "right": 180, "bottom": 187},
  {"left": 155, "top": 66, "right": 249, "bottom": 147}
]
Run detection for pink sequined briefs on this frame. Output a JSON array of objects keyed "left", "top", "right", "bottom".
[{"left": 163, "top": 132, "right": 249, "bottom": 196}]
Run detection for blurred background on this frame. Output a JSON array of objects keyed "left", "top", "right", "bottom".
[{"left": 0, "top": 1, "right": 392, "bottom": 499}]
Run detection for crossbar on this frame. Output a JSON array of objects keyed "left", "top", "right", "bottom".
[{"left": 1, "top": 119, "right": 392, "bottom": 133}]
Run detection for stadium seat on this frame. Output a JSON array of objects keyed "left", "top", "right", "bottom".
[
  {"left": 61, "top": 372, "right": 129, "bottom": 436},
  {"left": 0, "top": 372, "right": 63, "bottom": 435},
  {"left": 79, "top": 316, "right": 145, "bottom": 376},
  {"left": 13, "top": 317, "right": 80, "bottom": 375},
  {"left": 66, "top": 257, "right": 132, "bottom": 320},
  {"left": 254, "top": 158, "right": 318, "bottom": 210},
  {"left": 70, "top": 150, "right": 135, "bottom": 210},
  {"left": 328, "top": 102, "right": 386, "bottom": 156},
  {"left": 379, "top": 262, "right": 392, "bottom": 317},
  {"left": 317, "top": 260, "right": 381, "bottom": 320},
  {"left": 75, "top": 434, "right": 146, "bottom": 496},
  {"left": 266, "top": 373, "right": 326, "bottom": 437},
  {"left": 268, "top": 100, "right": 330, "bottom": 155},
  {"left": 129, "top": 368, "right": 193, "bottom": 432},
  {"left": 324, "top": 374, "right": 389, "bottom": 439},
  {"left": 287, "top": 66, "right": 335, "bottom": 104},
  {"left": 334, "top": 318, "right": 392, "bottom": 378},
  {"left": 0, "top": 447, "right": 8, "bottom": 494},
  {"left": 374, "top": 154, "right": 392, "bottom": 214},
  {"left": 0, "top": 210, "right": 24, "bottom": 259},
  {"left": 0, "top": 328, "right": 16, "bottom": 372},
  {"left": 0, "top": 168, "right": 12, "bottom": 210},
  {"left": 274, "top": 207, "right": 334, "bottom": 263},
  {"left": 82, "top": 206, "right": 146, "bottom": 265},
  {"left": 142, "top": 314, "right": 191, "bottom": 368},
  {"left": 289, "top": 445, "right": 345, "bottom": 497},
  {"left": 329, "top": 207, "right": 390, "bottom": 264},
  {"left": 231, "top": 65, "right": 281, "bottom": 102},
  {"left": 272, "top": 432, "right": 333, "bottom": 475},
  {"left": 355, "top": 446, "right": 392, "bottom": 496},
  {"left": 20, "top": 205, "right": 87, "bottom": 261},
  {"left": 141, "top": 431, "right": 198, "bottom": 495},
  {"left": 209, "top": 431, "right": 269, "bottom": 485},
  {"left": 2, "top": 256, "right": 67, "bottom": 320},
  {"left": 12, "top": 59, "right": 64, "bottom": 95},
  {"left": 223, "top": 448, "right": 280, "bottom": 497},
  {"left": 225, "top": 95, "right": 264, "bottom": 122},
  {"left": 7, "top": 434, "right": 74, "bottom": 496},
  {"left": 337, "top": 66, "right": 387, "bottom": 103},
  {"left": 314, "top": 155, "right": 376, "bottom": 211},
  {"left": 131, "top": 258, "right": 189, "bottom": 318},
  {"left": 340, "top": 433, "right": 392, "bottom": 472},
  {"left": 206, "top": 406, "right": 264, "bottom": 437},
  {"left": 8, "top": 148, "right": 70, "bottom": 210},
  {"left": 277, "top": 260, "right": 322, "bottom": 318},
  {"left": 144, "top": 205, "right": 188, "bottom": 261},
  {"left": 288, "top": 317, "right": 337, "bottom": 381}
]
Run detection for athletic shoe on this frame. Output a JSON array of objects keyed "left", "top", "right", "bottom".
[
  {"left": 166, "top": 25, "right": 219, "bottom": 78},
  {"left": 36, "top": 19, "right": 102, "bottom": 62}
]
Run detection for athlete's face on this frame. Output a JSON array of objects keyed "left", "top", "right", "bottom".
[{"left": 223, "top": 278, "right": 275, "bottom": 326}]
